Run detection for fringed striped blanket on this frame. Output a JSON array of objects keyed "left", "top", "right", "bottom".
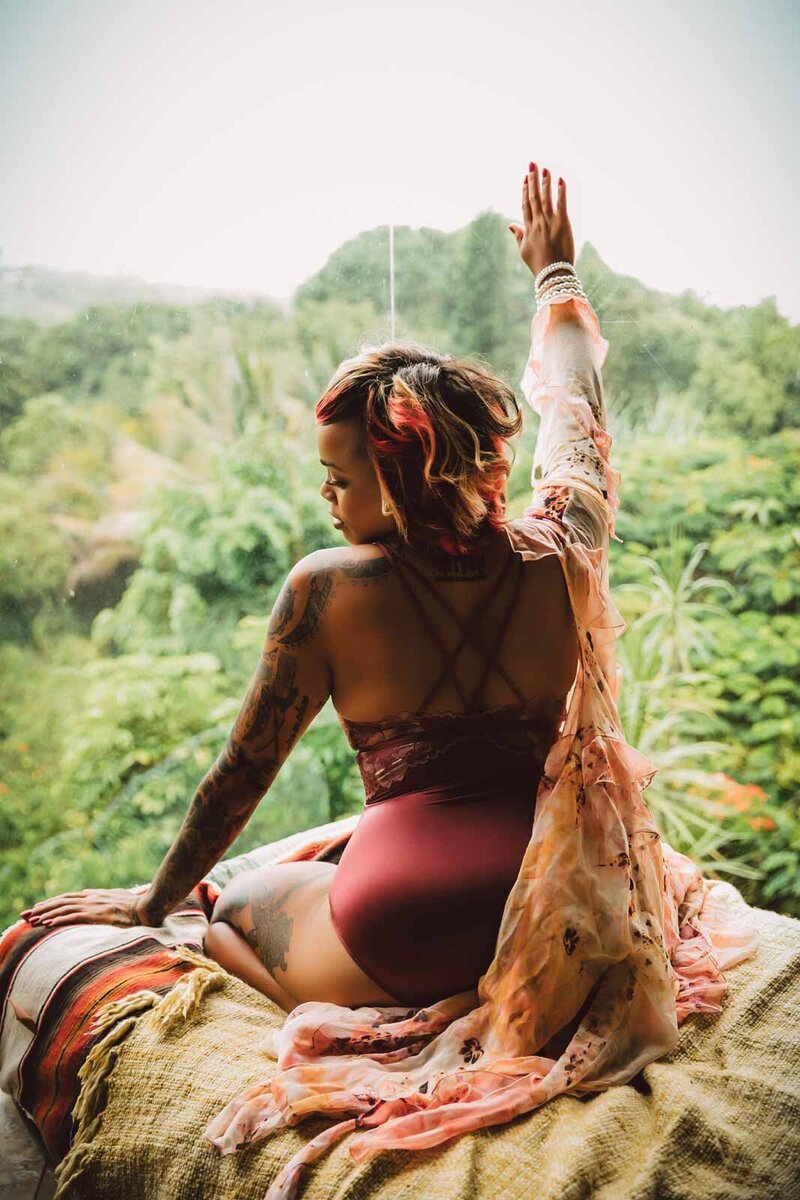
[
  {"left": 1, "top": 816, "right": 798, "bottom": 1199},
  {"left": 31, "top": 880, "right": 800, "bottom": 1200},
  {"left": 0, "top": 816, "right": 355, "bottom": 1165}
]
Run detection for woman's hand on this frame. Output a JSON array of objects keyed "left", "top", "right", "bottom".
[
  {"left": 20, "top": 887, "right": 155, "bottom": 930},
  {"left": 508, "top": 162, "right": 575, "bottom": 278}
]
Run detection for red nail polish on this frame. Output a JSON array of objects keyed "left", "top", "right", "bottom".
[{"left": 543, "top": 169, "right": 548, "bottom": 177}]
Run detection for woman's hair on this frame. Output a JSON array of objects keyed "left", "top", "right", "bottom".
[{"left": 315, "top": 340, "right": 523, "bottom": 556}]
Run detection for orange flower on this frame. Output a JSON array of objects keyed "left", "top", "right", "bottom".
[
  {"left": 717, "top": 775, "right": 768, "bottom": 813},
  {"left": 745, "top": 816, "right": 776, "bottom": 832},
  {"left": 696, "top": 773, "right": 769, "bottom": 818}
]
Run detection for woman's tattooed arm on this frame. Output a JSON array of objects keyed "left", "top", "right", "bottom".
[{"left": 139, "top": 562, "right": 334, "bottom": 925}]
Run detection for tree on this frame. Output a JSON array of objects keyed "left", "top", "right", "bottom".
[{"left": 448, "top": 211, "right": 515, "bottom": 369}]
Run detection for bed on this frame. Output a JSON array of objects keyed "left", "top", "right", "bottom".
[{"left": 1, "top": 813, "right": 798, "bottom": 1200}]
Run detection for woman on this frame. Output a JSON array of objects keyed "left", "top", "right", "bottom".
[
  {"left": 21, "top": 165, "right": 760, "bottom": 1195},
  {"left": 21, "top": 163, "right": 583, "bottom": 1019}
]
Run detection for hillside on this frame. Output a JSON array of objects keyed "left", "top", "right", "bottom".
[{"left": 0, "top": 261, "right": 283, "bottom": 325}]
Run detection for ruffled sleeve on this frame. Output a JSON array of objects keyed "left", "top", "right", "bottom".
[{"left": 518, "top": 293, "right": 622, "bottom": 552}]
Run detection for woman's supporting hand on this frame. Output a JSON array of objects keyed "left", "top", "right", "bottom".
[
  {"left": 508, "top": 162, "right": 575, "bottom": 279},
  {"left": 19, "top": 887, "right": 155, "bottom": 929}
]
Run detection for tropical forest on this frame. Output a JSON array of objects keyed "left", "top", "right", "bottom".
[{"left": 1, "top": 217, "right": 798, "bottom": 934}]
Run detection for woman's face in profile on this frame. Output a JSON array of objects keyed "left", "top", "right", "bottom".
[{"left": 317, "top": 418, "right": 396, "bottom": 546}]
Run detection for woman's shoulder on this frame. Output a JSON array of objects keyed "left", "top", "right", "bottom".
[{"left": 292, "top": 543, "right": 392, "bottom": 583}]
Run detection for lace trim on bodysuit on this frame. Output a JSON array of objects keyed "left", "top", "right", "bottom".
[
  {"left": 340, "top": 694, "right": 566, "bottom": 740},
  {"left": 341, "top": 697, "right": 567, "bottom": 804}
]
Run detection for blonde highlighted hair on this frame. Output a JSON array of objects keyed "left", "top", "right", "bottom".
[{"left": 315, "top": 340, "right": 523, "bottom": 555}]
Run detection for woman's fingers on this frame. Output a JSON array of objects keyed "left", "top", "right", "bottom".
[
  {"left": 24, "top": 899, "right": 81, "bottom": 918},
  {"left": 22, "top": 891, "right": 87, "bottom": 916},
  {"left": 28, "top": 904, "right": 85, "bottom": 921},
  {"left": 522, "top": 162, "right": 555, "bottom": 224},
  {"left": 541, "top": 168, "right": 554, "bottom": 216},
  {"left": 22, "top": 887, "right": 143, "bottom": 928},
  {"left": 23, "top": 901, "right": 66, "bottom": 918},
  {"left": 526, "top": 165, "right": 540, "bottom": 215},
  {"left": 557, "top": 174, "right": 567, "bottom": 215},
  {"left": 27, "top": 912, "right": 82, "bottom": 927},
  {"left": 34, "top": 913, "right": 91, "bottom": 928},
  {"left": 521, "top": 175, "right": 532, "bottom": 225}
]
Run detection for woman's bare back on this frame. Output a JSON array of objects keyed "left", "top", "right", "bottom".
[
  {"left": 323, "top": 526, "right": 580, "bottom": 723},
  {"left": 205, "top": 526, "right": 580, "bottom": 1013}
]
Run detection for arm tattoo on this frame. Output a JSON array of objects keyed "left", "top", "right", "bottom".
[
  {"left": 269, "top": 578, "right": 296, "bottom": 638},
  {"left": 141, "top": 570, "right": 332, "bottom": 925},
  {"left": 278, "top": 573, "right": 333, "bottom": 646}
]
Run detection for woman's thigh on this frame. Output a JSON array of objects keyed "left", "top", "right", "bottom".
[{"left": 208, "top": 860, "right": 404, "bottom": 1009}]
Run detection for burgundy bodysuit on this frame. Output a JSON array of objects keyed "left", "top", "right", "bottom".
[{"left": 327, "top": 536, "right": 566, "bottom": 1006}]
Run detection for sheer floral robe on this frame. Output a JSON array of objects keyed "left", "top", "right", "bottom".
[{"left": 204, "top": 293, "right": 761, "bottom": 1200}]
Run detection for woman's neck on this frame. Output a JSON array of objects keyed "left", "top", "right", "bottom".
[{"left": 383, "top": 527, "right": 505, "bottom": 582}]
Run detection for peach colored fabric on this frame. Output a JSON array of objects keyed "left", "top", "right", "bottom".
[{"left": 204, "top": 294, "right": 760, "bottom": 1200}]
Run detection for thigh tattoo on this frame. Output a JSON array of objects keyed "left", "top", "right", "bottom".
[{"left": 212, "top": 870, "right": 316, "bottom": 976}]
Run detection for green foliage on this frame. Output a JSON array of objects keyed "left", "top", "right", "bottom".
[
  {"left": 685, "top": 299, "right": 800, "bottom": 437},
  {"left": 0, "top": 632, "right": 349, "bottom": 931},
  {"left": 294, "top": 224, "right": 454, "bottom": 340},
  {"left": 448, "top": 210, "right": 516, "bottom": 370},
  {"left": 90, "top": 419, "right": 332, "bottom": 668},
  {"left": 1, "top": 646, "right": 227, "bottom": 918},
  {"left": 31, "top": 304, "right": 193, "bottom": 408},
  {"left": 0, "top": 392, "right": 115, "bottom": 514},
  {"left": 141, "top": 298, "right": 294, "bottom": 439},
  {"left": 0, "top": 316, "right": 45, "bottom": 425},
  {"left": 2, "top": 236, "right": 799, "bottom": 934},
  {"left": 0, "top": 473, "right": 72, "bottom": 642}
]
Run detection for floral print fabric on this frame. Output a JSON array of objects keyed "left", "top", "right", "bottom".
[{"left": 204, "top": 295, "right": 761, "bottom": 1200}]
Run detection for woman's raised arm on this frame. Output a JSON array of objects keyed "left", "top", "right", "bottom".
[{"left": 509, "top": 163, "right": 619, "bottom": 552}]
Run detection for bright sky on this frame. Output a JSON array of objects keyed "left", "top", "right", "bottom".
[{"left": 1, "top": 0, "right": 798, "bottom": 321}]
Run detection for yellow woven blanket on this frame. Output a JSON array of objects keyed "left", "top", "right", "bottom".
[{"left": 55, "top": 882, "right": 800, "bottom": 1200}]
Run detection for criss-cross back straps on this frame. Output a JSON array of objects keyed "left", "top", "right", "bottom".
[
  {"left": 374, "top": 540, "right": 528, "bottom": 715},
  {"left": 456, "top": 554, "right": 527, "bottom": 714},
  {"left": 409, "top": 551, "right": 527, "bottom": 714}
]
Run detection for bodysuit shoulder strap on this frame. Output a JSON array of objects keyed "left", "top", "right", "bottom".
[{"left": 373, "top": 539, "right": 528, "bottom": 714}]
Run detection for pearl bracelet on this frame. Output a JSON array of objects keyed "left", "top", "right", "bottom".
[
  {"left": 534, "top": 261, "right": 576, "bottom": 289},
  {"left": 535, "top": 269, "right": 587, "bottom": 312},
  {"left": 534, "top": 262, "right": 584, "bottom": 304},
  {"left": 538, "top": 280, "right": 587, "bottom": 303}
]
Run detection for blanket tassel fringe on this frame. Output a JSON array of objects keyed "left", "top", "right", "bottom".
[{"left": 52, "top": 947, "right": 228, "bottom": 1200}]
